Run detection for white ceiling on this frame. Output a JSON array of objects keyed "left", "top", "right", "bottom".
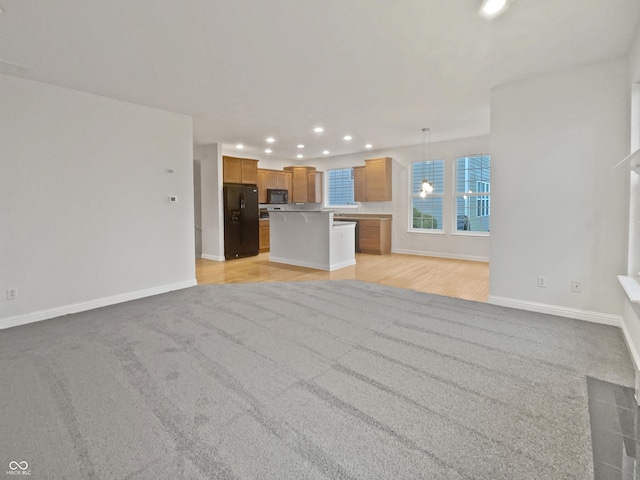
[{"left": 0, "top": 0, "right": 638, "bottom": 160}]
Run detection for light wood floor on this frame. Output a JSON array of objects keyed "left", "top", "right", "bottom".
[{"left": 196, "top": 253, "right": 489, "bottom": 302}]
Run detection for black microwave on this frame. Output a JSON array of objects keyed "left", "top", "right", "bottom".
[{"left": 266, "top": 189, "right": 288, "bottom": 204}]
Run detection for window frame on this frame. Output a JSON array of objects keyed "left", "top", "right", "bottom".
[
  {"left": 325, "top": 167, "right": 358, "bottom": 208},
  {"left": 409, "top": 158, "right": 445, "bottom": 233},
  {"left": 453, "top": 154, "right": 491, "bottom": 236},
  {"left": 475, "top": 181, "right": 490, "bottom": 217}
]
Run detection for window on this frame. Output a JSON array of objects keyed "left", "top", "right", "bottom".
[
  {"left": 476, "top": 181, "right": 490, "bottom": 217},
  {"left": 456, "top": 155, "right": 490, "bottom": 232},
  {"left": 327, "top": 168, "right": 356, "bottom": 206},
  {"left": 411, "top": 160, "right": 444, "bottom": 231}
]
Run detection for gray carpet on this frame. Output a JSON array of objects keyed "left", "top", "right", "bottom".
[{"left": 0, "top": 280, "right": 634, "bottom": 480}]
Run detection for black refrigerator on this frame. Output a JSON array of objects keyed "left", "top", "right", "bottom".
[{"left": 223, "top": 184, "right": 259, "bottom": 260}]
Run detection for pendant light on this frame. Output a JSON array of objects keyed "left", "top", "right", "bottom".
[{"left": 419, "top": 127, "right": 433, "bottom": 197}]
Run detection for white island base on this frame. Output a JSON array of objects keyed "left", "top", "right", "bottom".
[{"left": 269, "top": 211, "right": 356, "bottom": 271}]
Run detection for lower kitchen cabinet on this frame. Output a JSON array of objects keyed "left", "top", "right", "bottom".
[
  {"left": 259, "top": 220, "right": 270, "bottom": 253},
  {"left": 358, "top": 218, "right": 391, "bottom": 255}
]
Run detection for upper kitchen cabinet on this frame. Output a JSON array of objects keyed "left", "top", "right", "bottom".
[
  {"left": 257, "top": 169, "right": 268, "bottom": 203},
  {"left": 276, "top": 171, "right": 291, "bottom": 192},
  {"left": 284, "top": 166, "right": 322, "bottom": 203},
  {"left": 353, "top": 166, "right": 366, "bottom": 202},
  {"left": 310, "top": 170, "right": 323, "bottom": 203},
  {"left": 258, "top": 169, "right": 292, "bottom": 203},
  {"left": 353, "top": 157, "right": 392, "bottom": 202},
  {"left": 223, "top": 156, "right": 258, "bottom": 185}
]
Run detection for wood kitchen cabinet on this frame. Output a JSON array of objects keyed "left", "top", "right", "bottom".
[
  {"left": 353, "top": 166, "right": 366, "bottom": 202},
  {"left": 276, "top": 171, "right": 291, "bottom": 191},
  {"left": 259, "top": 219, "right": 270, "bottom": 252},
  {"left": 358, "top": 218, "right": 391, "bottom": 254},
  {"left": 307, "top": 170, "right": 323, "bottom": 203},
  {"left": 223, "top": 156, "right": 258, "bottom": 184},
  {"left": 257, "top": 170, "right": 268, "bottom": 203},
  {"left": 353, "top": 157, "right": 392, "bottom": 202},
  {"left": 284, "top": 166, "right": 322, "bottom": 203},
  {"left": 257, "top": 169, "right": 293, "bottom": 203}
]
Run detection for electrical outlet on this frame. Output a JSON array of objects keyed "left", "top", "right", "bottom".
[
  {"left": 6, "top": 288, "right": 18, "bottom": 300},
  {"left": 537, "top": 276, "right": 547, "bottom": 288},
  {"left": 571, "top": 281, "right": 583, "bottom": 293}
]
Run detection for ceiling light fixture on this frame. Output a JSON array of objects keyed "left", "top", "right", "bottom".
[
  {"left": 236, "top": 144, "right": 244, "bottom": 149},
  {"left": 343, "top": 135, "right": 352, "bottom": 141},
  {"left": 323, "top": 150, "right": 330, "bottom": 155},
  {"left": 266, "top": 137, "right": 275, "bottom": 143},
  {"left": 265, "top": 148, "right": 272, "bottom": 154},
  {"left": 297, "top": 154, "right": 304, "bottom": 159},
  {"left": 365, "top": 144, "right": 372, "bottom": 149},
  {"left": 478, "top": 0, "right": 509, "bottom": 20},
  {"left": 297, "top": 144, "right": 304, "bottom": 149},
  {"left": 313, "top": 127, "right": 324, "bottom": 133}
]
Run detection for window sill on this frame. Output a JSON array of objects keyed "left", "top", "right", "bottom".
[
  {"left": 618, "top": 275, "right": 640, "bottom": 303},
  {"left": 407, "top": 229, "right": 445, "bottom": 235},
  {"left": 451, "top": 231, "right": 490, "bottom": 238}
]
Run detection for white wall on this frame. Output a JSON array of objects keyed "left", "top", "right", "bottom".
[
  {"left": 490, "top": 58, "right": 630, "bottom": 323},
  {"left": 0, "top": 75, "right": 196, "bottom": 328},
  {"left": 264, "top": 137, "right": 491, "bottom": 262},
  {"left": 195, "top": 144, "right": 224, "bottom": 261},
  {"left": 621, "top": 31, "right": 640, "bottom": 372},
  {"left": 193, "top": 159, "right": 202, "bottom": 257}
]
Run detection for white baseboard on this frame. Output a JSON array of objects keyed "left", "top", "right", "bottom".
[
  {"left": 328, "top": 259, "right": 357, "bottom": 271},
  {"left": 269, "top": 256, "right": 332, "bottom": 271},
  {"left": 488, "top": 295, "right": 622, "bottom": 327},
  {"left": 392, "top": 248, "right": 489, "bottom": 263},
  {"left": 201, "top": 254, "right": 225, "bottom": 262},
  {"left": 0, "top": 279, "right": 198, "bottom": 330}
]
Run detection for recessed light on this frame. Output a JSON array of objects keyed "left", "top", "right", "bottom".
[
  {"left": 365, "top": 144, "right": 372, "bottom": 149},
  {"left": 478, "top": 0, "right": 509, "bottom": 19},
  {"left": 313, "top": 127, "right": 324, "bottom": 133},
  {"left": 236, "top": 144, "right": 244, "bottom": 149},
  {"left": 297, "top": 144, "right": 304, "bottom": 149},
  {"left": 297, "top": 154, "right": 304, "bottom": 159},
  {"left": 265, "top": 148, "right": 272, "bottom": 154},
  {"left": 343, "top": 135, "right": 352, "bottom": 141},
  {"left": 323, "top": 150, "right": 330, "bottom": 155},
  {"left": 266, "top": 137, "right": 275, "bottom": 143}
]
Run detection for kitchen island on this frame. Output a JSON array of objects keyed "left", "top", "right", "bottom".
[{"left": 269, "top": 211, "right": 356, "bottom": 271}]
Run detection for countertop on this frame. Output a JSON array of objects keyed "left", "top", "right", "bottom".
[
  {"left": 261, "top": 212, "right": 392, "bottom": 221},
  {"left": 333, "top": 214, "right": 392, "bottom": 221}
]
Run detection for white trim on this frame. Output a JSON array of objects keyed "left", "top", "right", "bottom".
[
  {"left": 450, "top": 231, "right": 490, "bottom": 238},
  {"left": 201, "top": 253, "right": 225, "bottom": 262},
  {"left": 406, "top": 229, "right": 445, "bottom": 235},
  {"left": 392, "top": 248, "right": 489, "bottom": 263},
  {"left": 487, "top": 295, "right": 621, "bottom": 327},
  {"left": 328, "top": 259, "right": 357, "bottom": 271},
  {"left": 619, "top": 275, "right": 640, "bottom": 303},
  {"left": 620, "top": 313, "right": 640, "bottom": 372},
  {"left": 269, "top": 256, "right": 355, "bottom": 272},
  {"left": 0, "top": 279, "right": 197, "bottom": 330}
]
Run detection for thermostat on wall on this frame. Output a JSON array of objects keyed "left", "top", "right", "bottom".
[{"left": 168, "top": 195, "right": 178, "bottom": 203}]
